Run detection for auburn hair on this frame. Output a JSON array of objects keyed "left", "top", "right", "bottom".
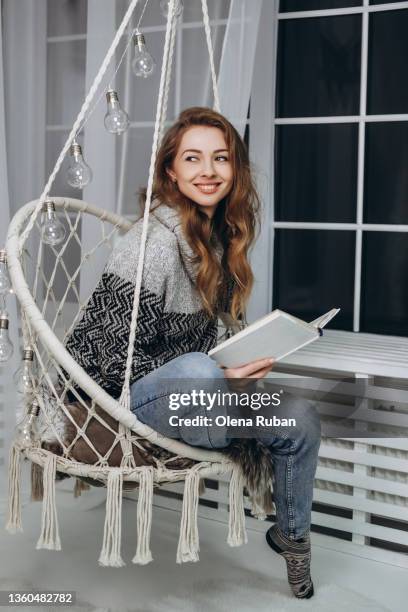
[{"left": 139, "top": 106, "right": 261, "bottom": 323}]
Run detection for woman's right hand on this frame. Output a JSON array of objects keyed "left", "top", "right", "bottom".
[{"left": 220, "top": 357, "right": 275, "bottom": 391}]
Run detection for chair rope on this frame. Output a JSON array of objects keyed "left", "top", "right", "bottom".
[
  {"left": 118, "top": 0, "right": 178, "bottom": 410},
  {"left": 201, "top": 0, "right": 221, "bottom": 112},
  {"left": 119, "top": 0, "right": 221, "bottom": 409}
]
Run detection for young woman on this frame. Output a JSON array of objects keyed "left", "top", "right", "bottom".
[{"left": 65, "top": 107, "right": 321, "bottom": 600}]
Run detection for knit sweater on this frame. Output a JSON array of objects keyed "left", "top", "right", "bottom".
[{"left": 65, "top": 200, "right": 234, "bottom": 400}]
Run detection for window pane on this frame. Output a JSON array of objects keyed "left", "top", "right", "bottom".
[
  {"left": 364, "top": 122, "right": 408, "bottom": 225},
  {"left": 116, "top": 127, "right": 154, "bottom": 215},
  {"left": 370, "top": 0, "right": 406, "bottom": 4},
  {"left": 115, "top": 30, "right": 176, "bottom": 122},
  {"left": 46, "top": 40, "right": 86, "bottom": 125},
  {"left": 182, "top": 0, "right": 231, "bottom": 22},
  {"left": 275, "top": 124, "right": 358, "bottom": 222},
  {"left": 361, "top": 232, "right": 408, "bottom": 336},
  {"left": 181, "top": 25, "right": 226, "bottom": 109},
  {"left": 276, "top": 15, "right": 361, "bottom": 117},
  {"left": 47, "top": 0, "right": 87, "bottom": 37},
  {"left": 116, "top": 0, "right": 231, "bottom": 27},
  {"left": 273, "top": 230, "right": 354, "bottom": 330},
  {"left": 116, "top": 0, "right": 164, "bottom": 28},
  {"left": 367, "top": 9, "right": 408, "bottom": 115},
  {"left": 280, "top": 0, "right": 362, "bottom": 11}
]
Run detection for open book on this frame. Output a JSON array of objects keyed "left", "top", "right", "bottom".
[{"left": 208, "top": 308, "right": 340, "bottom": 368}]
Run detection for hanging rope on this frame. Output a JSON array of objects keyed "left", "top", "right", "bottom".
[
  {"left": 201, "top": 0, "right": 221, "bottom": 112},
  {"left": 119, "top": 0, "right": 221, "bottom": 410},
  {"left": 118, "top": 0, "right": 178, "bottom": 410},
  {"left": 158, "top": 6, "right": 178, "bottom": 144}
]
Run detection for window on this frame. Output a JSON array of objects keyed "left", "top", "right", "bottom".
[{"left": 272, "top": 0, "right": 408, "bottom": 336}]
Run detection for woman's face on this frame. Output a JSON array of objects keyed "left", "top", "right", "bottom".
[{"left": 167, "top": 126, "right": 233, "bottom": 218}]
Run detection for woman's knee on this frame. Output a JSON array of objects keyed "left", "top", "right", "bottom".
[
  {"left": 172, "top": 351, "right": 225, "bottom": 380},
  {"left": 281, "top": 394, "right": 321, "bottom": 443}
]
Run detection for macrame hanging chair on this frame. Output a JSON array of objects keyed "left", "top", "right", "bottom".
[{"left": 4, "top": 0, "right": 252, "bottom": 567}]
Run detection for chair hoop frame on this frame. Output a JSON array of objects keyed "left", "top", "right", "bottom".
[{"left": 6, "top": 196, "right": 229, "bottom": 466}]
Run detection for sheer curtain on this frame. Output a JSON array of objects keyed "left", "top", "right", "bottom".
[
  {"left": 0, "top": 0, "right": 47, "bottom": 507},
  {"left": 218, "top": 0, "right": 262, "bottom": 136}
]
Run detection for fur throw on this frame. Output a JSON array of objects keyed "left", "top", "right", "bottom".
[{"left": 222, "top": 438, "right": 276, "bottom": 519}]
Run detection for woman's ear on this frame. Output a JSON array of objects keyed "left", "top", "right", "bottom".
[{"left": 166, "top": 167, "right": 177, "bottom": 183}]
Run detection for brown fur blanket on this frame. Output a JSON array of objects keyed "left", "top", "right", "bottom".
[{"left": 42, "top": 400, "right": 275, "bottom": 516}]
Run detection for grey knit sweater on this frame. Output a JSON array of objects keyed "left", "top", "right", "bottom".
[{"left": 65, "top": 200, "right": 234, "bottom": 399}]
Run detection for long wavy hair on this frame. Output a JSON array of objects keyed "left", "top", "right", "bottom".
[{"left": 139, "top": 106, "right": 261, "bottom": 322}]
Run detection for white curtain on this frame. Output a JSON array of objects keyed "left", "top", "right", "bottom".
[
  {"left": 0, "top": 0, "right": 47, "bottom": 509},
  {"left": 218, "top": 0, "right": 263, "bottom": 137}
]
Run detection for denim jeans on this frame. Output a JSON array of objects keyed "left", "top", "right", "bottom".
[{"left": 130, "top": 351, "right": 321, "bottom": 540}]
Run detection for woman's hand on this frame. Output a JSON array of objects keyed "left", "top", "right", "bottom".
[{"left": 220, "top": 357, "right": 275, "bottom": 392}]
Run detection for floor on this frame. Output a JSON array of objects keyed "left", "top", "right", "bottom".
[{"left": 0, "top": 470, "right": 405, "bottom": 612}]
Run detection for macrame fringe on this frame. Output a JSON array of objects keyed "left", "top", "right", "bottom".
[
  {"left": 227, "top": 465, "right": 248, "bottom": 547},
  {"left": 31, "top": 462, "right": 44, "bottom": 501},
  {"left": 36, "top": 453, "right": 62, "bottom": 550},
  {"left": 249, "top": 499, "right": 267, "bottom": 521},
  {"left": 249, "top": 487, "right": 276, "bottom": 521},
  {"left": 176, "top": 468, "right": 201, "bottom": 563},
  {"left": 198, "top": 478, "right": 206, "bottom": 496},
  {"left": 74, "top": 478, "right": 91, "bottom": 498},
  {"left": 132, "top": 466, "right": 154, "bottom": 565},
  {"left": 5, "top": 444, "right": 23, "bottom": 533},
  {"left": 98, "top": 468, "right": 125, "bottom": 567}
]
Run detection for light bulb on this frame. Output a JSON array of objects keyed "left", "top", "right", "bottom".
[
  {"left": 13, "top": 347, "right": 37, "bottom": 395},
  {"left": 0, "top": 250, "right": 11, "bottom": 295},
  {"left": 0, "top": 313, "right": 14, "bottom": 362},
  {"left": 160, "top": 0, "right": 183, "bottom": 18},
  {"left": 41, "top": 200, "right": 67, "bottom": 246},
  {"left": 15, "top": 400, "right": 40, "bottom": 448},
  {"left": 132, "top": 31, "right": 156, "bottom": 78},
  {"left": 66, "top": 140, "right": 92, "bottom": 188},
  {"left": 104, "top": 90, "right": 130, "bottom": 134}
]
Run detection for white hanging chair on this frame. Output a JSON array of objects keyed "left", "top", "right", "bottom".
[{"left": 4, "top": 0, "right": 250, "bottom": 567}]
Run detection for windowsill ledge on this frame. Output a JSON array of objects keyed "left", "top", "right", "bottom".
[{"left": 276, "top": 329, "right": 408, "bottom": 379}]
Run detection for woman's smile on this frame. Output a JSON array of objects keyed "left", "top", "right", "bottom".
[{"left": 194, "top": 182, "right": 222, "bottom": 195}]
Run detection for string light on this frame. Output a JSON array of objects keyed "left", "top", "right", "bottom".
[
  {"left": 0, "top": 250, "right": 11, "bottom": 296},
  {"left": 132, "top": 30, "right": 156, "bottom": 78},
  {"left": 15, "top": 400, "right": 40, "bottom": 448},
  {"left": 0, "top": 311, "right": 14, "bottom": 362},
  {"left": 13, "top": 347, "right": 37, "bottom": 395},
  {"left": 41, "top": 200, "right": 67, "bottom": 246},
  {"left": 104, "top": 89, "right": 130, "bottom": 134},
  {"left": 66, "top": 139, "right": 93, "bottom": 189}
]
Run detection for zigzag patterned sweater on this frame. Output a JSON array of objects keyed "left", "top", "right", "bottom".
[{"left": 65, "top": 201, "right": 232, "bottom": 400}]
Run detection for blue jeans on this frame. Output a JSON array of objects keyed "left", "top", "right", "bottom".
[{"left": 130, "top": 351, "right": 321, "bottom": 539}]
